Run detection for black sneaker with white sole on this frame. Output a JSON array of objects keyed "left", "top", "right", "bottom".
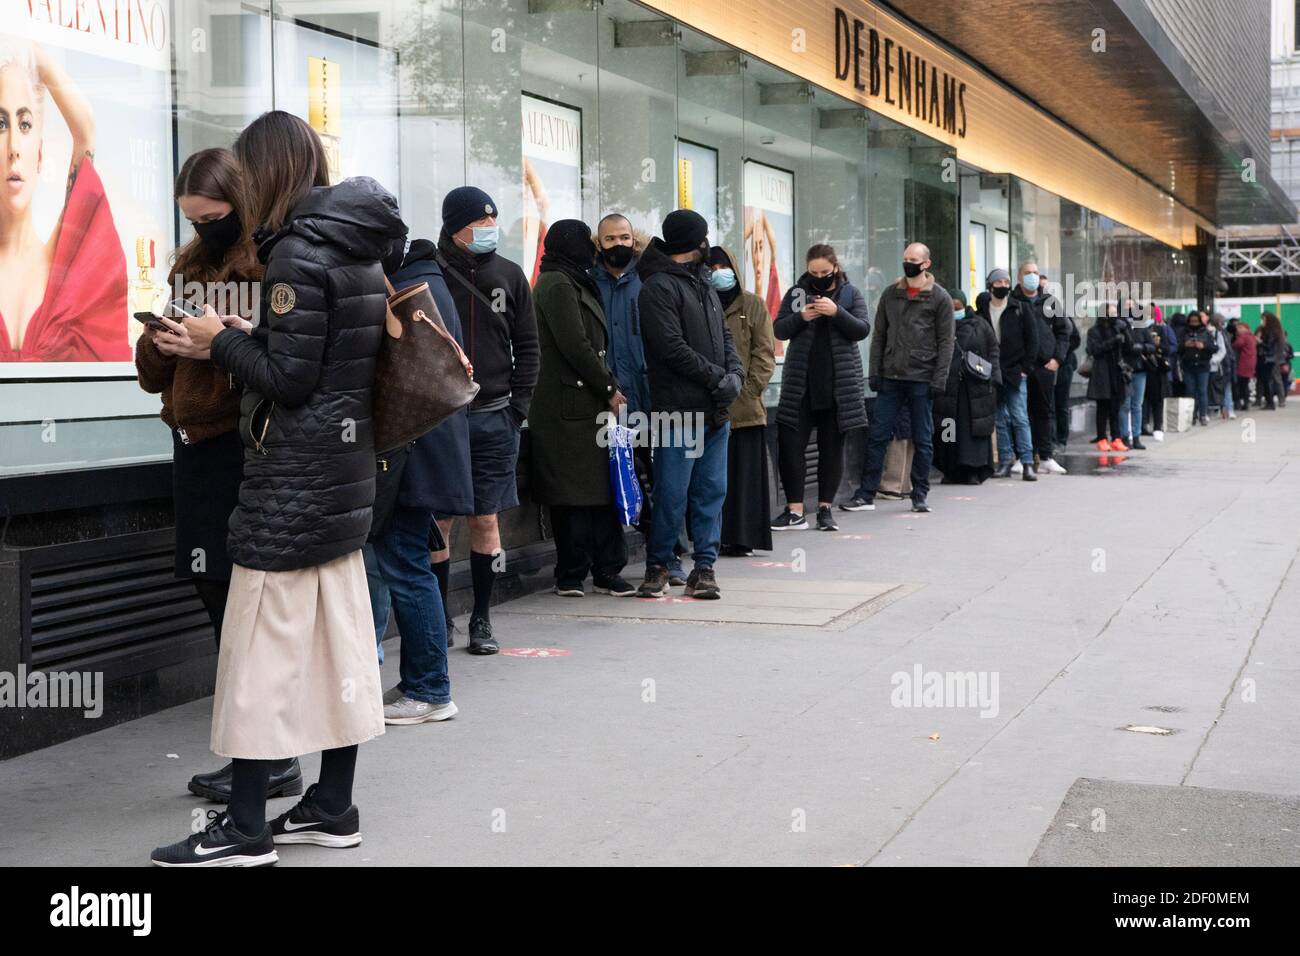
[
  {"left": 554, "top": 580, "right": 585, "bottom": 597},
  {"left": 151, "top": 811, "right": 278, "bottom": 867},
  {"left": 839, "top": 495, "right": 875, "bottom": 512},
  {"left": 270, "top": 784, "right": 362, "bottom": 848},
  {"left": 815, "top": 506, "right": 838, "bottom": 531},
  {"left": 771, "top": 508, "right": 809, "bottom": 530},
  {"left": 593, "top": 575, "right": 636, "bottom": 596}
]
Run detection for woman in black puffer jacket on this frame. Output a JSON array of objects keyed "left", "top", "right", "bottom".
[
  {"left": 933, "top": 291, "right": 1000, "bottom": 484},
  {"left": 151, "top": 111, "right": 407, "bottom": 868},
  {"left": 771, "top": 243, "right": 870, "bottom": 532}
]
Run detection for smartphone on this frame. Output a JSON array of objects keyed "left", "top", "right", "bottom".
[
  {"left": 132, "top": 311, "right": 168, "bottom": 330},
  {"left": 164, "top": 298, "right": 204, "bottom": 319}
]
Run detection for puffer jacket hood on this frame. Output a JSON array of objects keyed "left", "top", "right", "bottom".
[
  {"left": 211, "top": 177, "right": 405, "bottom": 572},
  {"left": 259, "top": 177, "right": 407, "bottom": 264}
]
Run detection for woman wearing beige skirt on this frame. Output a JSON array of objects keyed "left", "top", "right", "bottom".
[{"left": 151, "top": 111, "right": 408, "bottom": 866}]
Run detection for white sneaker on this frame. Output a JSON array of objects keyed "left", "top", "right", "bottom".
[
  {"left": 1041, "top": 458, "right": 1067, "bottom": 475},
  {"left": 1010, "top": 460, "right": 1023, "bottom": 475},
  {"left": 1228, "top": 411, "right": 1237, "bottom": 419},
  {"left": 1153, "top": 430, "right": 1164, "bottom": 441},
  {"left": 384, "top": 696, "right": 458, "bottom": 725}
]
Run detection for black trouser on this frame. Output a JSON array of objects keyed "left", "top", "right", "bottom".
[
  {"left": 1143, "top": 371, "right": 1167, "bottom": 431},
  {"left": 1233, "top": 375, "right": 1252, "bottom": 409},
  {"left": 550, "top": 504, "right": 627, "bottom": 584},
  {"left": 192, "top": 578, "right": 230, "bottom": 649},
  {"left": 1258, "top": 358, "right": 1279, "bottom": 403},
  {"left": 1027, "top": 364, "right": 1057, "bottom": 459},
  {"left": 1053, "top": 362, "right": 1075, "bottom": 446},
  {"left": 778, "top": 399, "right": 845, "bottom": 505},
  {"left": 1094, "top": 399, "right": 1121, "bottom": 441}
]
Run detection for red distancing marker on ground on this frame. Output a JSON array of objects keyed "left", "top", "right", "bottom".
[
  {"left": 835, "top": 533, "right": 872, "bottom": 540},
  {"left": 749, "top": 560, "right": 791, "bottom": 568},
  {"left": 500, "top": 647, "right": 571, "bottom": 658}
]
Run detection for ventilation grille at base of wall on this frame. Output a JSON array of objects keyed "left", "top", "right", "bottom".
[{"left": 27, "top": 531, "right": 213, "bottom": 678}]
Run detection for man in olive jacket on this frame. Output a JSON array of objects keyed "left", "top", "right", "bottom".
[{"left": 846, "top": 242, "right": 955, "bottom": 513}]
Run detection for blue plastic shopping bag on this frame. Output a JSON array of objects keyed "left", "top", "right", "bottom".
[{"left": 607, "top": 422, "right": 643, "bottom": 526}]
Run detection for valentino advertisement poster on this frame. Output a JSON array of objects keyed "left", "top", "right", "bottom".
[
  {"left": 1, "top": 0, "right": 173, "bottom": 375},
  {"left": 520, "top": 92, "right": 582, "bottom": 285},
  {"left": 742, "top": 158, "right": 794, "bottom": 356}
]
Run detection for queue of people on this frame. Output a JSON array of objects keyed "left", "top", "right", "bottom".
[{"left": 136, "top": 112, "right": 1293, "bottom": 866}]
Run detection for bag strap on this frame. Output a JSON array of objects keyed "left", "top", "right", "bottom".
[{"left": 436, "top": 252, "right": 498, "bottom": 313}]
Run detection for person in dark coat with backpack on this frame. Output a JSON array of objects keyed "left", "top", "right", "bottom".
[
  {"left": 529, "top": 219, "right": 634, "bottom": 598},
  {"left": 152, "top": 111, "right": 405, "bottom": 867},
  {"left": 933, "top": 291, "right": 999, "bottom": 484},
  {"left": 379, "top": 239, "right": 474, "bottom": 654},
  {"left": 770, "top": 243, "right": 870, "bottom": 533},
  {"left": 1087, "top": 305, "right": 1131, "bottom": 448},
  {"left": 364, "top": 237, "right": 472, "bottom": 728}
]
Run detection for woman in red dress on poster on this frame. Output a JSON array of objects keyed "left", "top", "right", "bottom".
[{"left": 0, "top": 40, "right": 128, "bottom": 363}]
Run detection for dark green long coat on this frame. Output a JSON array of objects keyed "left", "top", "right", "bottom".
[{"left": 529, "top": 270, "right": 620, "bottom": 506}]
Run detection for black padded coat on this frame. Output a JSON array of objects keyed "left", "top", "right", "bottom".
[
  {"left": 211, "top": 177, "right": 408, "bottom": 572},
  {"left": 773, "top": 274, "right": 871, "bottom": 432}
]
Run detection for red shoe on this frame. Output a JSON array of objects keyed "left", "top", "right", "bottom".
[
  {"left": 1095, "top": 439, "right": 1110, "bottom": 451},
  {"left": 1110, "top": 438, "right": 1129, "bottom": 452}
]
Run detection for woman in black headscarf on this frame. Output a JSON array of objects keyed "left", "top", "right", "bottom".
[
  {"left": 528, "top": 219, "right": 634, "bottom": 597},
  {"left": 932, "top": 291, "right": 1000, "bottom": 484}
]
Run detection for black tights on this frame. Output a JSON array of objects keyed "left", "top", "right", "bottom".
[
  {"left": 1094, "top": 399, "right": 1121, "bottom": 441},
  {"left": 228, "top": 745, "right": 358, "bottom": 834},
  {"left": 192, "top": 578, "right": 230, "bottom": 649}
]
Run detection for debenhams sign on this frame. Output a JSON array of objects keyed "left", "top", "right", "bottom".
[{"left": 833, "top": 6, "right": 968, "bottom": 138}]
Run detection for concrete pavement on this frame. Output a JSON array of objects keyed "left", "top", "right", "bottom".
[{"left": 1, "top": 405, "right": 1297, "bottom": 866}]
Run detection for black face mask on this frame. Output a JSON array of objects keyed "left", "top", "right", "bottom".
[
  {"left": 990, "top": 285, "right": 1010, "bottom": 300},
  {"left": 808, "top": 272, "right": 836, "bottom": 294},
  {"left": 902, "top": 261, "right": 924, "bottom": 278},
  {"left": 194, "top": 211, "right": 242, "bottom": 256},
  {"left": 602, "top": 244, "right": 634, "bottom": 269}
]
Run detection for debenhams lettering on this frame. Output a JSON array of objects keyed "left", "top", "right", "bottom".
[{"left": 833, "top": 7, "right": 968, "bottom": 139}]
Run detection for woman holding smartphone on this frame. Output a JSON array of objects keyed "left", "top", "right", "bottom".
[
  {"left": 135, "top": 149, "right": 305, "bottom": 804},
  {"left": 150, "top": 112, "right": 406, "bottom": 866}
]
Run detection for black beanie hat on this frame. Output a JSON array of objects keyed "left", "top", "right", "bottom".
[
  {"left": 661, "top": 209, "right": 709, "bottom": 254},
  {"left": 442, "top": 186, "right": 498, "bottom": 236}
]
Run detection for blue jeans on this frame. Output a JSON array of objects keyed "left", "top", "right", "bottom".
[
  {"left": 855, "top": 379, "right": 935, "bottom": 500},
  {"left": 1186, "top": 367, "right": 1210, "bottom": 419},
  {"left": 367, "top": 505, "right": 450, "bottom": 705},
  {"left": 649, "top": 420, "right": 729, "bottom": 569},
  {"left": 1121, "top": 370, "right": 1147, "bottom": 441},
  {"left": 363, "top": 544, "right": 390, "bottom": 664},
  {"left": 995, "top": 375, "right": 1034, "bottom": 465}
]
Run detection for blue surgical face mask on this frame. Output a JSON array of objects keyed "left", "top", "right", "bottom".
[
  {"left": 466, "top": 226, "right": 498, "bottom": 254},
  {"left": 953, "top": 308, "right": 966, "bottom": 320},
  {"left": 1022, "top": 273, "right": 1040, "bottom": 292},
  {"left": 710, "top": 268, "right": 737, "bottom": 292}
]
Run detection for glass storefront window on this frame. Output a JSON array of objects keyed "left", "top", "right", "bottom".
[
  {"left": 0, "top": 0, "right": 1204, "bottom": 479},
  {"left": 463, "top": 0, "right": 598, "bottom": 278}
]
